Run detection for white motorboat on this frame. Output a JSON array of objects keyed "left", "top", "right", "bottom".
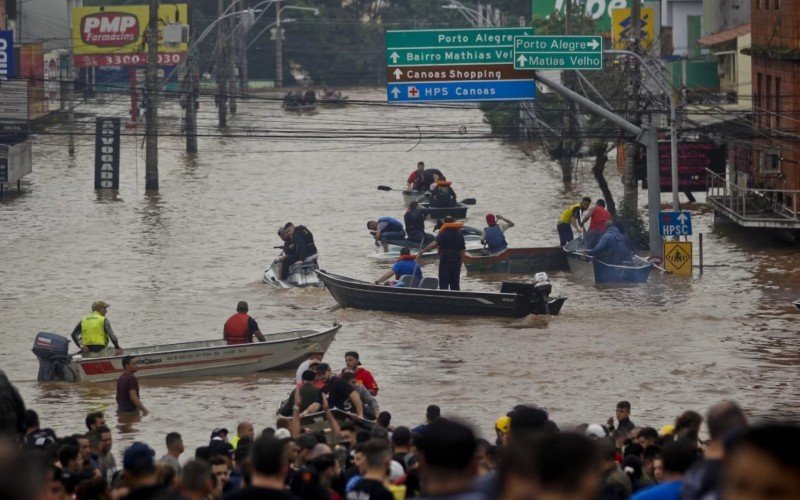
[
  {"left": 262, "top": 255, "right": 323, "bottom": 288},
  {"left": 32, "top": 324, "right": 340, "bottom": 383}
]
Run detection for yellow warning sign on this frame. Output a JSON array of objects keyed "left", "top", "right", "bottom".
[{"left": 664, "top": 242, "right": 692, "bottom": 276}]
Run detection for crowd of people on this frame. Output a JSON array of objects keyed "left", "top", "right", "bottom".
[{"left": 2, "top": 361, "right": 799, "bottom": 500}]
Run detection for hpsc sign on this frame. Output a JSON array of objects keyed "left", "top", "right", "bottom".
[{"left": 0, "top": 31, "right": 14, "bottom": 79}]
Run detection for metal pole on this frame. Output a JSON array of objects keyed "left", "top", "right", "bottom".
[
  {"left": 699, "top": 233, "right": 703, "bottom": 275},
  {"left": 239, "top": 0, "right": 248, "bottom": 98},
  {"left": 185, "top": 0, "right": 198, "bottom": 153},
  {"left": 216, "top": 0, "right": 228, "bottom": 127},
  {"left": 145, "top": 0, "right": 159, "bottom": 190},
  {"left": 644, "top": 125, "right": 664, "bottom": 256},
  {"left": 275, "top": 0, "right": 283, "bottom": 87}
]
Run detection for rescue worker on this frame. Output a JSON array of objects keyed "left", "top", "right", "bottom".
[
  {"left": 557, "top": 197, "right": 590, "bottom": 246},
  {"left": 223, "top": 301, "right": 266, "bottom": 345},
  {"left": 581, "top": 199, "right": 612, "bottom": 249},
  {"left": 481, "top": 214, "right": 514, "bottom": 254},
  {"left": 280, "top": 223, "right": 318, "bottom": 280},
  {"left": 71, "top": 301, "right": 123, "bottom": 358},
  {"left": 429, "top": 180, "right": 457, "bottom": 208},
  {"left": 588, "top": 220, "right": 632, "bottom": 265},
  {"left": 407, "top": 162, "right": 426, "bottom": 190},
  {"left": 374, "top": 248, "right": 422, "bottom": 287},
  {"left": 367, "top": 217, "right": 405, "bottom": 252},
  {"left": 404, "top": 201, "right": 434, "bottom": 245},
  {"left": 418, "top": 216, "right": 466, "bottom": 290}
]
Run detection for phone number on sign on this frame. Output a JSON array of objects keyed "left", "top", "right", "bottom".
[{"left": 74, "top": 53, "right": 185, "bottom": 68}]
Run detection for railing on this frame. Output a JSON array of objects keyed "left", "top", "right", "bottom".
[{"left": 706, "top": 169, "right": 800, "bottom": 223}]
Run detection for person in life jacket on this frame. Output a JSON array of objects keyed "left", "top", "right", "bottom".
[
  {"left": 481, "top": 214, "right": 515, "bottom": 254},
  {"left": 429, "top": 180, "right": 457, "bottom": 208},
  {"left": 367, "top": 217, "right": 405, "bottom": 252},
  {"left": 587, "top": 221, "right": 633, "bottom": 265},
  {"left": 418, "top": 216, "right": 466, "bottom": 291},
  {"left": 581, "top": 199, "right": 612, "bottom": 249},
  {"left": 557, "top": 197, "right": 591, "bottom": 246},
  {"left": 71, "top": 301, "right": 123, "bottom": 358},
  {"left": 280, "top": 222, "right": 318, "bottom": 279},
  {"left": 223, "top": 301, "right": 266, "bottom": 345},
  {"left": 374, "top": 247, "right": 423, "bottom": 287}
]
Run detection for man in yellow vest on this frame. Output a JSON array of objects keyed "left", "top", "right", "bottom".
[
  {"left": 71, "top": 301, "right": 123, "bottom": 358},
  {"left": 557, "top": 197, "right": 591, "bottom": 246}
]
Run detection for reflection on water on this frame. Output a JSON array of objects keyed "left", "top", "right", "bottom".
[{"left": 1, "top": 89, "right": 797, "bottom": 457}]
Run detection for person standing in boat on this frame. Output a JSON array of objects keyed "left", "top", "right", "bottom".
[
  {"left": 407, "top": 161, "right": 426, "bottom": 190},
  {"left": 557, "top": 197, "right": 591, "bottom": 246},
  {"left": 581, "top": 199, "right": 612, "bottom": 248},
  {"left": 223, "top": 301, "right": 266, "bottom": 345},
  {"left": 367, "top": 217, "right": 405, "bottom": 252},
  {"left": 481, "top": 214, "right": 514, "bottom": 255},
  {"left": 374, "top": 247, "right": 422, "bottom": 287},
  {"left": 418, "top": 216, "right": 466, "bottom": 291},
  {"left": 404, "top": 201, "right": 434, "bottom": 245},
  {"left": 279, "top": 222, "right": 318, "bottom": 280},
  {"left": 71, "top": 301, "right": 123, "bottom": 358},
  {"left": 429, "top": 180, "right": 458, "bottom": 208}
]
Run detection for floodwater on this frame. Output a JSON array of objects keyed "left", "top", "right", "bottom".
[{"left": 1, "top": 88, "right": 798, "bottom": 458}]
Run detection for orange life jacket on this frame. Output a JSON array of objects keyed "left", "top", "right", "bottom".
[
  {"left": 224, "top": 313, "right": 251, "bottom": 345},
  {"left": 440, "top": 222, "right": 464, "bottom": 232}
]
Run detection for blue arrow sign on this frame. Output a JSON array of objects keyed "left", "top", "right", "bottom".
[
  {"left": 387, "top": 80, "right": 536, "bottom": 103},
  {"left": 659, "top": 211, "right": 692, "bottom": 236}
]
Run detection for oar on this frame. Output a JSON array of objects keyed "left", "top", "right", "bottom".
[
  {"left": 460, "top": 198, "right": 476, "bottom": 205},
  {"left": 377, "top": 185, "right": 402, "bottom": 191}
]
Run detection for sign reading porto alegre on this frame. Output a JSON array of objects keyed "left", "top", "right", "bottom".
[
  {"left": 72, "top": 4, "right": 188, "bottom": 68},
  {"left": 386, "top": 27, "right": 535, "bottom": 103},
  {"left": 513, "top": 36, "right": 603, "bottom": 70}
]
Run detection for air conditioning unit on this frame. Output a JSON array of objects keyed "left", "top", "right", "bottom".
[{"left": 162, "top": 23, "right": 187, "bottom": 46}]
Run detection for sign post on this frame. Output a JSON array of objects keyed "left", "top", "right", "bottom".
[
  {"left": 386, "top": 27, "right": 536, "bottom": 103},
  {"left": 513, "top": 35, "right": 603, "bottom": 70},
  {"left": 659, "top": 211, "right": 692, "bottom": 237},
  {"left": 659, "top": 211, "right": 693, "bottom": 275}
]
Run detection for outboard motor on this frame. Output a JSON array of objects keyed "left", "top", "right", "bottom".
[
  {"left": 501, "top": 273, "right": 556, "bottom": 315},
  {"left": 533, "top": 272, "right": 552, "bottom": 303},
  {"left": 32, "top": 332, "right": 70, "bottom": 381}
]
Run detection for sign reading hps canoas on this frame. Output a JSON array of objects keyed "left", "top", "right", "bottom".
[{"left": 94, "top": 118, "right": 121, "bottom": 189}]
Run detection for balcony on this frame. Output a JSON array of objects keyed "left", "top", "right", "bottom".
[{"left": 706, "top": 169, "right": 800, "bottom": 229}]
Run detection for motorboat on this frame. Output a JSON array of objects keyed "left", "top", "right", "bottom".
[
  {"left": 368, "top": 226, "right": 484, "bottom": 261},
  {"left": 463, "top": 246, "right": 569, "bottom": 274},
  {"left": 419, "top": 201, "right": 468, "bottom": 219},
  {"left": 318, "top": 270, "right": 565, "bottom": 317},
  {"left": 32, "top": 324, "right": 341, "bottom": 383},
  {"left": 263, "top": 254, "right": 323, "bottom": 288},
  {"left": 564, "top": 236, "right": 652, "bottom": 284}
]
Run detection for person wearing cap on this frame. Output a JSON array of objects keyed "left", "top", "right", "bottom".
[
  {"left": 495, "top": 416, "right": 511, "bottom": 445},
  {"left": 342, "top": 351, "right": 379, "bottom": 396},
  {"left": 316, "top": 363, "right": 363, "bottom": 419},
  {"left": 71, "top": 300, "right": 122, "bottom": 358},
  {"left": 418, "top": 216, "right": 466, "bottom": 290},
  {"left": 223, "top": 301, "right": 266, "bottom": 345},
  {"left": 295, "top": 352, "right": 324, "bottom": 384},
  {"left": 481, "top": 213, "right": 514, "bottom": 254}
]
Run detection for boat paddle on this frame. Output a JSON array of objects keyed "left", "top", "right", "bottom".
[
  {"left": 377, "top": 185, "right": 403, "bottom": 191},
  {"left": 460, "top": 198, "right": 476, "bottom": 205}
]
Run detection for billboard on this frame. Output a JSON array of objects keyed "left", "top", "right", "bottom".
[
  {"left": 0, "top": 80, "right": 30, "bottom": 135},
  {"left": 611, "top": 7, "right": 656, "bottom": 49},
  {"left": 532, "top": 0, "right": 631, "bottom": 33},
  {"left": 642, "top": 142, "right": 727, "bottom": 192},
  {"left": 0, "top": 30, "right": 13, "bottom": 79},
  {"left": 72, "top": 4, "right": 188, "bottom": 68},
  {"left": 94, "top": 117, "right": 121, "bottom": 190}
]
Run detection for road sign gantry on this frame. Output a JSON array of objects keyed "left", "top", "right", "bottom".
[{"left": 513, "top": 35, "right": 603, "bottom": 70}]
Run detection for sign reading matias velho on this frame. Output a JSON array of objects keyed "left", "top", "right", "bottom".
[{"left": 72, "top": 4, "right": 188, "bottom": 68}]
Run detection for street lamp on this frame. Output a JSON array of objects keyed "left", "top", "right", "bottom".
[
  {"left": 442, "top": 1, "right": 494, "bottom": 27},
  {"left": 247, "top": 18, "right": 295, "bottom": 50},
  {"left": 273, "top": 2, "right": 320, "bottom": 87}
]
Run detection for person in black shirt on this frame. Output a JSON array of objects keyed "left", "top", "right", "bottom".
[
  {"left": 280, "top": 222, "right": 318, "bottom": 279},
  {"left": 346, "top": 439, "right": 394, "bottom": 500},
  {"left": 418, "top": 217, "right": 466, "bottom": 290},
  {"left": 404, "top": 201, "right": 433, "bottom": 245},
  {"left": 414, "top": 168, "right": 446, "bottom": 192},
  {"left": 224, "top": 436, "right": 297, "bottom": 500},
  {"left": 315, "top": 363, "right": 364, "bottom": 419}
]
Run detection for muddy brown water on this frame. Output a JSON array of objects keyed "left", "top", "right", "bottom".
[{"left": 1, "top": 89, "right": 798, "bottom": 459}]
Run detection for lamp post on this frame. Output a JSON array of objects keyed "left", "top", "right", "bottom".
[{"left": 273, "top": 2, "right": 319, "bottom": 87}]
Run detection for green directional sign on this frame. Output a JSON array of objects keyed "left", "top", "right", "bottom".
[
  {"left": 386, "top": 27, "right": 533, "bottom": 67},
  {"left": 513, "top": 35, "right": 603, "bottom": 70}
]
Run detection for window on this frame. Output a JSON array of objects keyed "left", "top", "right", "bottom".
[
  {"left": 775, "top": 0, "right": 780, "bottom": 9},
  {"left": 765, "top": 74, "right": 772, "bottom": 128},
  {"left": 775, "top": 77, "right": 782, "bottom": 128}
]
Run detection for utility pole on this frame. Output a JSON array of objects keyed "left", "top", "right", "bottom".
[
  {"left": 558, "top": 0, "right": 578, "bottom": 182},
  {"left": 184, "top": 0, "right": 198, "bottom": 153},
  {"left": 239, "top": 0, "right": 248, "bottom": 98},
  {"left": 216, "top": 0, "right": 228, "bottom": 126},
  {"left": 275, "top": 0, "right": 283, "bottom": 87},
  {"left": 229, "top": 1, "right": 237, "bottom": 115},
  {"left": 622, "top": 0, "right": 642, "bottom": 213},
  {"left": 145, "top": 0, "right": 159, "bottom": 190}
]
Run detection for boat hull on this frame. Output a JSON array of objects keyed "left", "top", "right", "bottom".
[
  {"left": 463, "top": 247, "right": 569, "bottom": 274},
  {"left": 794, "top": 299, "right": 800, "bottom": 310},
  {"left": 318, "top": 271, "right": 563, "bottom": 317},
  {"left": 564, "top": 238, "right": 652, "bottom": 284},
  {"left": 368, "top": 237, "right": 484, "bottom": 261},
  {"left": 402, "top": 190, "right": 429, "bottom": 206},
  {"left": 65, "top": 325, "right": 340, "bottom": 383},
  {"left": 419, "top": 202, "right": 468, "bottom": 219}
]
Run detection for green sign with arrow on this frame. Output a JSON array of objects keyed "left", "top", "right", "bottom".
[{"left": 513, "top": 35, "right": 603, "bottom": 70}]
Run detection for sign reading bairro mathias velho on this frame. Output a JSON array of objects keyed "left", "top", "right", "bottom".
[{"left": 386, "top": 27, "right": 536, "bottom": 103}]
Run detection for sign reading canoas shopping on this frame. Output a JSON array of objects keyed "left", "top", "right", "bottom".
[{"left": 72, "top": 4, "right": 188, "bottom": 68}]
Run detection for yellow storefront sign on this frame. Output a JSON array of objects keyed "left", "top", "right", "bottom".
[
  {"left": 72, "top": 4, "right": 188, "bottom": 56},
  {"left": 611, "top": 7, "right": 655, "bottom": 50},
  {"left": 664, "top": 241, "right": 692, "bottom": 276}
]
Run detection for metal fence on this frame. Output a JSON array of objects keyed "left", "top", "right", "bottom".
[{"left": 706, "top": 168, "right": 799, "bottom": 224}]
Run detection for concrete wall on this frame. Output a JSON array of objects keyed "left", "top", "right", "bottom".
[
  {"left": 664, "top": 0, "right": 704, "bottom": 55},
  {"left": 19, "top": 0, "right": 81, "bottom": 51},
  {"left": 737, "top": 32, "right": 751, "bottom": 101},
  {"left": 703, "top": 0, "right": 751, "bottom": 36}
]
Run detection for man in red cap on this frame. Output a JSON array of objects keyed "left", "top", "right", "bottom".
[{"left": 481, "top": 214, "right": 514, "bottom": 254}]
